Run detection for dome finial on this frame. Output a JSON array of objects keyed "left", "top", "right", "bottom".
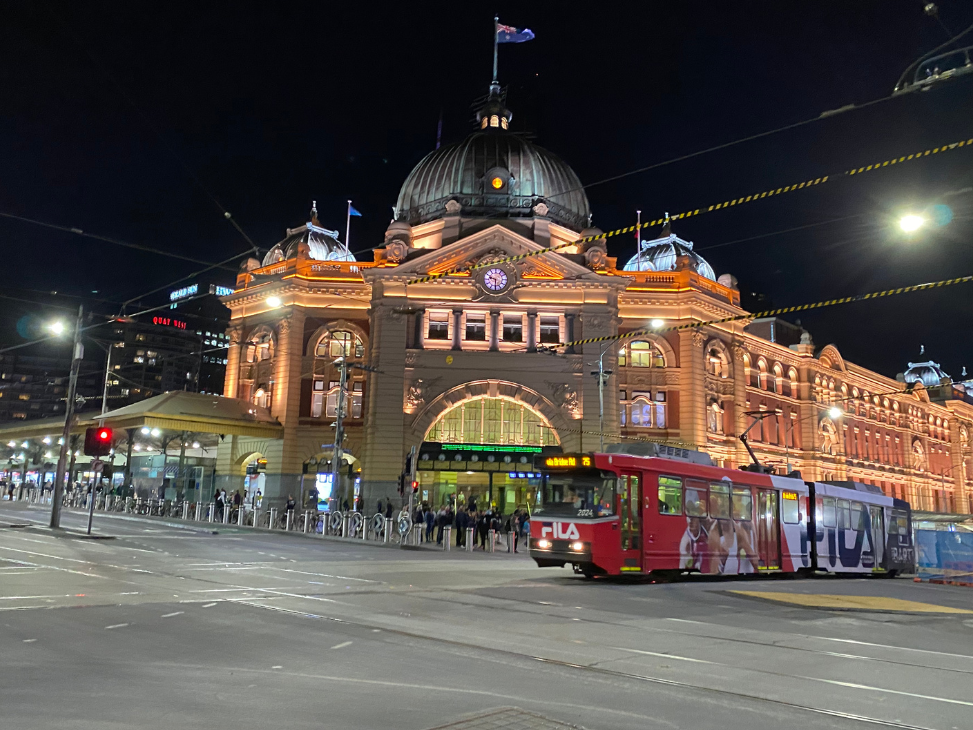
[
  {"left": 920, "top": 344, "right": 925, "bottom": 356},
  {"left": 963, "top": 366, "right": 968, "bottom": 378},
  {"left": 661, "top": 212, "right": 672, "bottom": 237},
  {"left": 310, "top": 200, "right": 319, "bottom": 226}
]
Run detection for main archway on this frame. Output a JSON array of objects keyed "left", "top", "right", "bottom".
[{"left": 424, "top": 396, "right": 560, "bottom": 447}]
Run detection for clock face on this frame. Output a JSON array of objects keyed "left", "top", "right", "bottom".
[{"left": 483, "top": 267, "right": 508, "bottom": 292}]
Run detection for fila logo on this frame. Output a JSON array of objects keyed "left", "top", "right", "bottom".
[{"left": 540, "top": 522, "right": 580, "bottom": 540}]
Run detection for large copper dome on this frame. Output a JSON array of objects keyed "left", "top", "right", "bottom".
[{"left": 394, "top": 121, "right": 591, "bottom": 232}]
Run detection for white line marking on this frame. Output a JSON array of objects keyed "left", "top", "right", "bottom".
[
  {"left": 804, "top": 676, "right": 973, "bottom": 707},
  {"left": 611, "top": 647, "right": 716, "bottom": 665},
  {"left": 105, "top": 623, "right": 129, "bottom": 630},
  {"left": 330, "top": 641, "right": 353, "bottom": 650},
  {"left": 819, "top": 637, "right": 973, "bottom": 661},
  {"left": 201, "top": 602, "right": 218, "bottom": 608},
  {"left": 272, "top": 665, "right": 283, "bottom": 669},
  {"left": 23, "top": 639, "right": 36, "bottom": 643},
  {"left": 161, "top": 611, "right": 184, "bottom": 618}
]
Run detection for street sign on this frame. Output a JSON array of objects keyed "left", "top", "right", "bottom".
[{"left": 92, "top": 460, "right": 104, "bottom": 474}]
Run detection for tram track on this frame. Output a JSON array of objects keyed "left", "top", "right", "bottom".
[{"left": 234, "top": 599, "right": 942, "bottom": 730}]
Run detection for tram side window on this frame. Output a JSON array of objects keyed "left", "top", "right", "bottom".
[
  {"left": 850, "top": 502, "right": 864, "bottom": 531},
  {"left": 837, "top": 499, "right": 851, "bottom": 530},
  {"left": 819, "top": 497, "right": 837, "bottom": 528},
  {"left": 889, "top": 509, "right": 909, "bottom": 535},
  {"left": 685, "top": 482, "right": 707, "bottom": 517},
  {"left": 782, "top": 493, "right": 800, "bottom": 524},
  {"left": 731, "top": 488, "right": 753, "bottom": 521},
  {"left": 658, "top": 476, "right": 683, "bottom": 515},
  {"left": 709, "top": 483, "right": 730, "bottom": 519}
]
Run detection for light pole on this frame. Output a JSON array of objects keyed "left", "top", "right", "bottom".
[
  {"left": 330, "top": 356, "right": 348, "bottom": 509},
  {"left": 51, "top": 305, "right": 84, "bottom": 529},
  {"left": 589, "top": 341, "right": 615, "bottom": 452}
]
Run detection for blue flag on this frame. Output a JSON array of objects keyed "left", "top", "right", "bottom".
[
  {"left": 497, "top": 23, "right": 534, "bottom": 43},
  {"left": 349, "top": 204, "right": 362, "bottom": 217}
]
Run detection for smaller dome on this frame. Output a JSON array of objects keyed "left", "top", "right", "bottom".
[
  {"left": 622, "top": 233, "right": 716, "bottom": 281},
  {"left": 904, "top": 359, "right": 950, "bottom": 387},
  {"left": 263, "top": 220, "right": 356, "bottom": 266}
]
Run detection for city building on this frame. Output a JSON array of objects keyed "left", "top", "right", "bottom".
[
  {"left": 166, "top": 280, "right": 233, "bottom": 395},
  {"left": 0, "top": 344, "right": 103, "bottom": 423},
  {"left": 213, "top": 83, "right": 973, "bottom": 514}
]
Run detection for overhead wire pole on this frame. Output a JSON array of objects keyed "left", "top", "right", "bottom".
[{"left": 50, "top": 305, "right": 85, "bottom": 529}]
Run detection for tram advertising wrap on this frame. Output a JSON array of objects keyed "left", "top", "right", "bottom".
[{"left": 530, "top": 447, "right": 914, "bottom": 579}]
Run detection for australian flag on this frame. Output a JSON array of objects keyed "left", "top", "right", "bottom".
[{"left": 497, "top": 23, "right": 534, "bottom": 43}]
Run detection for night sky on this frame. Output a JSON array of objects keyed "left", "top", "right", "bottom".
[{"left": 2, "top": 2, "right": 972, "bottom": 379}]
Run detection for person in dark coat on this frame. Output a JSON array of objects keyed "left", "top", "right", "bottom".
[
  {"left": 385, "top": 501, "right": 394, "bottom": 519},
  {"left": 376, "top": 499, "right": 383, "bottom": 516},
  {"left": 455, "top": 508, "right": 467, "bottom": 547}
]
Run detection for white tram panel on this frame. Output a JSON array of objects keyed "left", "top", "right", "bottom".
[{"left": 813, "top": 481, "right": 892, "bottom": 574}]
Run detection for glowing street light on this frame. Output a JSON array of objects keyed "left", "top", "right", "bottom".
[
  {"left": 6, "top": 441, "right": 15, "bottom": 448},
  {"left": 828, "top": 406, "right": 843, "bottom": 419},
  {"left": 46, "top": 320, "right": 67, "bottom": 336},
  {"left": 192, "top": 441, "right": 200, "bottom": 449},
  {"left": 898, "top": 214, "right": 925, "bottom": 233},
  {"left": 150, "top": 428, "right": 161, "bottom": 437},
  {"left": 42, "top": 437, "right": 51, "bottom": 445},
  {"left": 266, "top": 296, "right": 282, "bottom": 308},
  {"left": 650, "top": 318, "right": 664, "bottom": 330},
  {"left": 140, "top": 427, "right": 151, "bottom": 435},
  {"left": 20, "top": 441, "right": 28, "bottom": 449}
]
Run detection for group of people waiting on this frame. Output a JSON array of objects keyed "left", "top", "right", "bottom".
[{"left": 410, "top": 501, "right": 530, "bottom": 551}]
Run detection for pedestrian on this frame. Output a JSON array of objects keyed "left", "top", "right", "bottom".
[
  {"left": 377, "top": 499, "right": 383, "bottom": 516},
  {"left": 214, "top": 488, "right": 224, "bottom": 521},
  {"left": 477, "top": 511, "right": 489, "bottom": 549},
  {"left": 385, "top": 501, "right": 394, "bottom": 519},
  {"left": 342, "top": 498, "right": 350, "bottom": 512},
  {"left": 455, "top": 507, "right": 467, "bottom": 547},
  {"left": 307, "top": 484, "right": 319, "bottom": 510},
  {"left": 424, "top": 506, "right": 435, "bottom": 542},
  {"left": 436, "top": 506, "right": 447, "bottom": 545}
]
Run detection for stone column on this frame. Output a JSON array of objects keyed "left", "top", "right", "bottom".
[
  {"left": 451, "top": 309, "right": 463, "bottom": 350},
  {"left": 223, "top": 324, "right": 244, "bottom": 398},
  {"left": 360, "top": 295, "right": 409, "bottom": 509},
  {"left": 565, "top": 314, "right": 576, "bottom": 354},
  {"left": 948, "top": 419, "right": 968, "bottom": 514},
  {"left": 264, "top": 309, "right": 306, "bottom": 508},
  {"left": 678, "top": 329, "right": 707, "bottom": 448},
  {"left": 489, "top": 311, "right": 500, "bottom": 352},
  {"left": 730, "top": 343, "right": 750, "bottom": 467},
  {"left": 412, "top": 309, "right": 425, "bottom": 350},
  {"left": 526, "top": 311, "right": 537, "bottom": 352}
]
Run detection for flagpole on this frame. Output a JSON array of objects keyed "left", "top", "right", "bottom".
[
  {"left": 492, "top": 15, "right": 499, "bottom": 84},
  {"left": 636, "top": 210, "right": 642, "bottom": 271},
  {"left": 345, "top": 200, "right": 352, "bottom": 250}
]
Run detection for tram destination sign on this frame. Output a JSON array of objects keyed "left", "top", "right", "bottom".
[{"left": 542, "top": 455, "right": 592, "bottom": 469}]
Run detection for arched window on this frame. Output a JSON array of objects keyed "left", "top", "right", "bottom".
[
  {"left": 490, "top": 114, "right": 500, "bottom": 128},
  {"left": 787, "top": 368, "right": 798, "bottom": 398},
  {"left": 706, "top": 347, "right": 728, "bottom": 378},
  {"left": 246, "top": 331, "right": 274, "bottom": 363},
  {"left": 707, "top": 400, "right": 724, "bottom": 434},
  {"left": 315, "top": 330, "right": 364, "bottom": 359},
  {"left": 425, "top": 397, "right": 559, "bottom": 446},
  {"left": 758, "top": 360, "right": 769, "bottom": 390},
  {"left": 772, "top": 364, "right": 783, "bottom": 395},
  {"left": 253, "top": 387, "right": 271, "bottom": 410},
  {"left": 626, "top": 340, "right": 665, "bottom": 368},
  {"left": 629, "top": 392, "right": 667, "bottom": 428}
]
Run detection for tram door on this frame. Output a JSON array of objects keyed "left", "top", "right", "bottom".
[
  {"left": 756, "top": 489, "right": 781, "bottom": 570},
  {"left": 618, "top": 472, "right": 642, "bottom": 571},
  {"left": 869, "top": 506, "right": 884, "bottom": 567}
]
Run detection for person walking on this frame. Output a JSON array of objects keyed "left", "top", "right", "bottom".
[
  {"left": 285, "top": 494, "right": 296, "bottom": 528},
  {"left": 214, "top": 488, "right": 224, "bottom": 521},
  {"left": 376, "top": 499, "right": 383, "bottom": 516},
  {"left": 385, "top": 501, "right": 394, "bottom": 520},
  {"left": 424, "top": 506, "right": 435, "bottom": 543},
  {"left": 436, "top": 506, "right": 447, "bottom": 545},
  {"left": 455, "top": 507, "right": 467, "bottom": 547}
]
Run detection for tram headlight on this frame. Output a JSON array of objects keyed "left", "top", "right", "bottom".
[
  {"left": 536, "top": 539, "right": 552, "bottom": 550},
  {"left": 570, "top": 541, "right": 584, "bottom": 552}
]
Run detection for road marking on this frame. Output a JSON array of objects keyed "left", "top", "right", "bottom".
[
  {"left": 201, "top": 603, "right": 218, "bottom": 608},
  {"left": 330, "top": 641, "right": 353, "bottom": 650},
  {"left": 803, "top": 676, "right": 973, "bottom": 707},
  {"left": 0, "top": 594, "right": 69, "bottom": 601},
  {"left": 818, "top": 637, "right": 973, "bottom": 660},
  {"left": 272, "top": 665, "right": 283, "bottom": 669},
  {"left": 105, "top": 623, "right": 129, "bottom": 630},
  {"left": 611, "top": 647, "right": 716, "bottom": 665},
  {"left": 23, "top": 639, "right": 36, "bottom": 643},
  {"left": 161, "top": 611, "right": 184, "bottom": 618},
  {"left": 730, "top": 591, "right": 973, "bottom": 614}
]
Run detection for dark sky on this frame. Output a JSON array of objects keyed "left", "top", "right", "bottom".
[{"left": 2, "top": 1, "right": 972, "bottom": 379}]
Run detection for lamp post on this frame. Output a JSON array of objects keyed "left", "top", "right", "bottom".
[
  {"left": 51, "top": 305, "right": 84, "bottom": 529},
  {"left": 589, "top": 341, "right": 615, "bottom": 452}
]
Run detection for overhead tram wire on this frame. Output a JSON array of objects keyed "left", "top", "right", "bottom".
[
  {"left": 0, "top": 211, "right": 240, "bottom": 270},
  {"left": 406, "top": 132, "right": 973, "bottom": 285},
  {"left": 537, "top": 274, "right": 973, "bottom": 353}
]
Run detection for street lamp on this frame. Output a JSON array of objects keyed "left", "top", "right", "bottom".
[
  {"left": 46, "top": 320, "right": 66, "bottom": 336},
  {"left": 828, "top": 406, "right": 843, "bottom": 420},
  {"left": 140, "top": 427, "right": 151, "bottom": 435},
  {"left": 899, "top": 214, "right": 925, "bottom": 233},
  {"left": 266, "top": 296, "right": 282, "bottom": 308},
  {"left": 650, "top": 318, "right": 664, "bottom": 330}
]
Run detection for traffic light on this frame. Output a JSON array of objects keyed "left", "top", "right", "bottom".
[
  {"left": 84, "top": 426, "right": 113, "bottom": 456},
  {"left": 412, "top": 480, "right": 419, "bottom": 494}
]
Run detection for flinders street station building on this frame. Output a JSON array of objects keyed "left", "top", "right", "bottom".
[{"left": 214, "top": 86, "right": 973, "bottom": 516}]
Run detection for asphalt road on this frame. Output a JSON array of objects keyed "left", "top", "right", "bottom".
[{"left": 1, "top": 502, "right": 972, "bottom": 730}]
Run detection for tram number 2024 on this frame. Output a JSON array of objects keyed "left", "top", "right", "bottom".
[{"left": 576, "top": 509, "right": 594, "bottom": 517}]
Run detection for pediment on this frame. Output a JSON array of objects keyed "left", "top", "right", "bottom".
[{"left": 372, "top": 225, "right": 601, "bottom": 282}]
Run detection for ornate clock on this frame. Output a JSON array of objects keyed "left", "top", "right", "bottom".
[{"left": 483, "top": 267, "right": 508, "bottom": 292}]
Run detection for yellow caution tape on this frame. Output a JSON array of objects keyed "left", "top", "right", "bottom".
[
  {"left": 547, "top": 275, "right": 973, "bottom": 350},
  {"left": 406, "top": 136, "right": 973, "bottom": 285}
]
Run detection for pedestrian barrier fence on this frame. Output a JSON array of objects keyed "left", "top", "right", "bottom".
[
  {"left": 2, "top": 490, "right": 530, "bottom": 554},
  {"left": 916, "top": 530, "right": 973, "bottom": 586}
]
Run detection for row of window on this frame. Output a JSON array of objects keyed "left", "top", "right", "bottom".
[
  {"left": 426, "top": 312, "right": 562, "bottom": 344},
  {"left": 656, "top": 476, "right": 801, "bottom": 524},
  {"left": 310, "top": 380, "right": 364, "bottom": 419}
]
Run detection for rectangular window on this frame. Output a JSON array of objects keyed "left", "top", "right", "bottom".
[
  {"left": 708, "top": 483, "right": 730, "bottom": 519},
  {"left": 658, "top": 475, "right": 683, "bottom": 515},
  {"left": 465, "top": 313, "right": 486, "bottom": 341},
  {"left": 655, "top": 392, "right": 666, "bottom": 428},
  {"left": 782, "top": 493, "right": 800, "bottom": 524},
  {"left": 850, "top": 501, "right": 864, "bottom": 531},
  {"left": 732, "top": 487, "right": 753, "bottom": 521},
  {"left": 890, "top": 509, "right": 909, "bottom": 535},
  {"left": 427, "top": 312, "right": 450, "bottom": 340},
  {"left": 837, "top": 499, "right": 851, "bottom": 530},
  {"left": 820, "top": 497, "right": 837, "bottom": 528},
  {"left": 352, "top": 381, "right": 363, "bottom": 418},
  {"left": 538, "top": 316, "right": 560, "bottom": 344},
  {"left": 684, "top": 481, "right": 707, "bottom": 517},
  {"left": 311, "top": 379, "right": 325, "bottom": 418},
  {"left": 501, "top": 314, "right": 523, "bottom": 342}
]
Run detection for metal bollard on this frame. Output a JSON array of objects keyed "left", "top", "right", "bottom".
[
  {"left": 342, "top": 514, "right": 351, "bottom": 538},
  {"left": 269, "top": 507, "right": 278, "bottom": 529},
  {"left": 384, "top": 517, "right": 392, "bottom": 543},
  {"left": 466, "top": 527, "right": 474, "bottom": 552},
  {"left": 302, "top": 511, "right": 310, "bottom": 533},
  {"left": 208, "top": 503, "right": 215, "bottom": 522},
  {"left": 251, "top": 509, "right": 260, "bottom": 528},
  {"left": 194, "top": 501, "right": 201, "bottom": 521},
  {"left": 506, "top": 531, "right": 513, "bottom": 553},
  {"left": 443, "top": 526, "right": 451, "bottom": 551},
  {"left": 488, "top": 529, "right": 496, "bottom": 553},
  {"left": 362, "top": 515, "right": 369, "bottom": 541},
  {"left": 412, "top": 524, "right": 422, "bottom": 546},
  {"left": 237, "top": 505, "right": 245, "bottom": 526},
  {"left": 285, "top": 510, "right": 293, "bottom": 531}
]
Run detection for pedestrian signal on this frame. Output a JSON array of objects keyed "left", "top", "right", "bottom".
[{"left": 84, "top": 426, "right": 113, "bottom": 456}]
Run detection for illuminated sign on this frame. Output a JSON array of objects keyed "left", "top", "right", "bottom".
[
  {"left": 440, "top": 444, "right": 542, "bottom": 453},
  {"left": 782, "top": 491, "right": 798, "bottom": 500},
  {"left": 152, "top": 316, "right": 187, "bottom": 330},
  {"left": 544, "top": 455, "right": 592, "bottom": 468},
  {"left": 169, "top": 284, "right": 199, "bottom": 301},
  {"left": 213, "top": 286, "right": 234, "bottom": 297}
]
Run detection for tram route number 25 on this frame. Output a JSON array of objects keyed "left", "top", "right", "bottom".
[{"left": 540, "top": 523, "right": 581, "bottom": 540}]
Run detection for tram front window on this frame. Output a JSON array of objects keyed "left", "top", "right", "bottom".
[{"left": 535, "top": 473, "right": 615, "bottom": 517}]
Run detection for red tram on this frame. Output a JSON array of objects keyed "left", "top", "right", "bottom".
[{"left": 528, "top": 444, "right": 914, "bottom": 579}]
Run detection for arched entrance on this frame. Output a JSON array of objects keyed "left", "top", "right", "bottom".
[
  {"left": 303, "top": 451, "right": 360, "bottom": 510},
  {"left": 235, "top": 451, "right": 266, "bottom": 506},
  {"left": 416, "top": 394, "right": 562, "bottom": 512}
]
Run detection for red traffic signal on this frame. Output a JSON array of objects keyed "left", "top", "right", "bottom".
[
  {"left": 84, "top": 426, "right": 113, "bottom": 457},
  {"left": 411, "top": 480, "right": 419, "bottom": 494}
]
